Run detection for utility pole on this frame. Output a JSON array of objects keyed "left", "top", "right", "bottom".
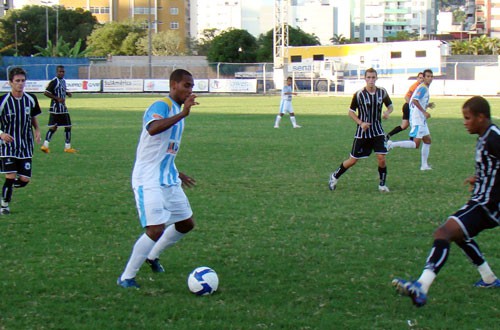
[{"left": 273, "top": 0, "right": 289, "bottom": 89}]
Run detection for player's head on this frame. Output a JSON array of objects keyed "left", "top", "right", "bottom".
[
  {"left": 8, "top": 67, "right": 26, "bottom": 82},
  {"left": 423, "top": 69, "right": 433, "bottom": 84},
  {"left": 463, "top": 96, "right": 490, "bottom": 119},
  {"left": 286, "top": 77, "right": 292, "bottom": 85},
  {"left": 169, "top": 69, "right": 194, "bottom": 104},
  {"left": 364, "top": 68, "right": 377, "bottom": 88},
  {"left": 56, "top": 65, "right": 65, "bottom": 78},
  {"left": 417, "top": 72, "right": 424, "bottom": 82},
  {"left": 462, "top": 96, "right": 491, "bottom": 135}
]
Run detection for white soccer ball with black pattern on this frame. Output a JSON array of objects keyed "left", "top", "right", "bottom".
[{"left": 187, "top": 266, "right": 219, "bottom": 295}]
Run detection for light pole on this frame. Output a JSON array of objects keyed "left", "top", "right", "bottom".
[
  {"left": 41, "top": 0, "right": 51, "bottom": 47},
  {"left": 14, "top": 20, "right": 20, "bottom": 56},
  {"left": 148, "top": 0, "right": 152, "bottom": 79}
]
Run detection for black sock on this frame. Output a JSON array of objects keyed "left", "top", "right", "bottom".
[
  {"left": 456, "top": 239, "right": 485, "bottom": 266},
  {"left": 333, "top": 163, "right": 347, "bottom": 179},
  {"left": 2, "top": 178, "right": 15, "bottom": 203},
  {"left": 424, "top": 239, "right": 450, "bottom": 275},
  {"left": 387, "top": 126, "right": 403, "bottom": 138},
  {"left": 378, "top": 167, "right": 387, "bottom": 186},
  {"left": 65, "top": 128, "right": 71, "bottom": 144}
]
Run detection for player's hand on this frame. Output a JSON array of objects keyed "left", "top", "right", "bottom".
[
  {"left": 382, "top": 111, "right": 390, "bottom": 120},
  {"left": 464, "top": 176, "right": 476, "bottom": 191},
  {"left": 424, "top": 111, "right": 431, "bottom": 119},
  {"left": 360, "top": 122, "right": 371, "bottom": 131},
  {"left": 179, "top": 172, "right": 196, "bottom": 188},
  {"left": 34, "top": 129, "right": 41, "bottom": 144},
  {"left": 0, "top": 132, "right": 13, "bottom": 143},
  {"left": 427, "top": 102, "right": 435, "bottom": 109}
]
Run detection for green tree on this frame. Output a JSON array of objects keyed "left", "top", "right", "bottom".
[
  {"left": 190, "top": 28, "right": 219, "bottom": 56},
  {"left": 255, "top": 26, "right": 320, "bottom": 62},
  {"left": 0, "top": 5, "right": 97, "bottom": 56},
  {"left": 87, "top": 21, "right": 146, "bottom": 56},
  {"left": 207, "top": 29, "right": 258, "bottom": 63},
  {"left": 385, "top": 30, "right": 416, "bottom": 42},
  {"left": 330, "top": 34, "right": 347, "bottom": 45},
  {"left": 136, "top": 30, "right": 186, "bottom": 56},
  {"left": 33, "top": 36, "right": 91, "bottom": 57}
]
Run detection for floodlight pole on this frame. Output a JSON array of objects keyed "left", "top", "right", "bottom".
[{"left": 148, "top": 0, "right": 152, "bottom": 79}]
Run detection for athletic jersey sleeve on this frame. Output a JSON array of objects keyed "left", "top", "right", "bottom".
[
  {"left": 45, "top": 78, "right": 56, "bottom": 94},
  {"left": 27, "top": 93, "right": 42, "bottom": 117},
  {"left": 349, "top": 92, "right": 358, "bottom": 112},
  {"left": 412, "top": 84, "right": 426, "bottom": 102},
  {"left": 486, "top": 127, "right": 500, "bottom": 159},
  {"left": 382, "top": 88, "right": 393, "bottom": 108},
  {"left": 144, "top": 100, "right": 169, "bottom": 130}
]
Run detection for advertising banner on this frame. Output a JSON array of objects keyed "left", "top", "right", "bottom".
[{"left": 209, "top": 79, "right": 257, "bottom": 93}]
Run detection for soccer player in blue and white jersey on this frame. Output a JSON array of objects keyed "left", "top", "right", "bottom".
[
  {"left": 328, "top": 68, "right": 393, "bottom": 192},
  {"left": 274, "top": 77, "right": 301, "bottom": 128},
  {"left": 393, "top": 96, "right": 500, "bottom": 307},
  {"left": 0, "top": 67, "right": 41, "bottom": 215},
  {"left": 387, "top": 69, "right": 435, "bottom": 170},
  {"left": 118, "top": 69, "right": 199, "bottom": 288}
]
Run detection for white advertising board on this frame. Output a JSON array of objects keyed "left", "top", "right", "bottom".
[
  {"left": 66, "top": 80, "right": 102, "bottom": 92},
  {"left": 209, "top": 79, "right": 257, "bottom": 93},
  {"left": 143, "top": 79, "right": 209, "bottom": 92},
  {"left": 102, "top": 79, "right": 143, "bottom": 92}
]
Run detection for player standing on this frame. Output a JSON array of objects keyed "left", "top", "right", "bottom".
[
  {"left": 274, "top": 77, "right": 301, "bottom": 128},
  {"left": 387, "top": 69, "right": 434, "bottom": 170},
  {"left": 0, "top": 67, "right": 41, "bottom": 214},
  {"left": 118, "top": 69, "right": 199, "bottom": 288},
  {"left": 392, "top": 96, "right": 500, "bottom": 307},
  {"left": 328, "top": 68, "right": 393, "bottom": 192},
  {"left": 41, "top": 65, "right": 77, "bottom": 154},
  {"left": 385, "top": 72, "right": 423, "bottom": 140}
]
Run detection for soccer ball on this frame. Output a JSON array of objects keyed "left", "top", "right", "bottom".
[{"left": 187, "top": 266, "right": 219, "bottom": 296}]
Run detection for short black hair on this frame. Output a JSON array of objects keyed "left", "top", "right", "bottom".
[
  {"left": 423, "top": 69, "right": 433, "bottom": 76},
  {"left": 8, "top": 67, "right": 26, "bottom": 82},
  {"left": 463, "top": 96, "right": 491, "bottom": 119},
  {"left": 170, "top": 69, "right": 192, "bottom": 83},
  {"left": 364, "top": 68, "right": 377, "bottom": 77}
]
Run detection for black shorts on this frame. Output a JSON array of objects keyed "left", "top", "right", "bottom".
[
  {"left": 47, "top": 113, "right": 72, "bottom": 127},
  {"left": 350, "top": 135, "right": 387, "bottom": 159},
  {"left": 0, "top": 157, "right": 32, "bottom": 178},
  {"left": 402, "top": 103, "right": 410, "bottom": 120},
  {"left": 450, "top": 201, "right": 499, "bottom": 240}
]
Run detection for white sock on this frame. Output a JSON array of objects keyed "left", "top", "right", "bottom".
[
  {"left": 43, "top": 141, "right": 50, "bottom": 148},
  {"left": 421, "top": 143, "right": 431, "bottom": 167},
  {"left": 478, "top": 262, "right": 497, "bottom": 284},
  {"left": 391, "top": 140, "right": 416, "bottom": 149},
  {"left": 290, "top": 116, "right": 297, "bottom": 126},
  {"left": 147, "top": 224, "right": 185, "bottom": 260},
  {"left": 120, "top": 233, "right": 155, "bottom": 281},
  {"left": 65, "top": 143, "right": 71, "bottom": 149},
  {"left": 417, "top": 269, "right": 436, "bottom": 294},
  {"left": 274, "top": 115, "right": 282, "bottom": 127}
]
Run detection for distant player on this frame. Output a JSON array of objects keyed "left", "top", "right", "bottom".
[
  {"left": 328, "top": 68, "right": 393, "bottom": 192},
  {"left": 118, "top": 69, "right": 199, "bottom": 289},
  {"left": 41, "top": 65, "right": 77, "bottom": 154},
  {"left": 0, "top": 67, "right": 41, "bottom": 214},
  {"left": 274, "top": 77, "right": 301, "bottom": 128},
  {"left": 387, "top": 69, "right": 435, "bottom": 170},
  {"left": 385, "top": 72, "right": 423, "bottom": 140},
  {"left": 392, "top": 96, "right": 500, "bottom": 307}
]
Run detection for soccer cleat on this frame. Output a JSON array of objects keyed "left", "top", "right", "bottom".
[
  {"left": 0, "top": 206, "right": 10, "bottom": 215},
  {"left": 117, "top": 277, "right": 140, "bottom": 288},
  {"left": 474, "top": 278, "right": 500, "bottom": 288},
  {"left": 386, "top": 140, "right": 393, "bottom": 151},
  {"left": 420, "top": 165, "right": 432, "bottom": 171},
  {"left": 392, "top": 278, "right": 427, "bottom": 307},
  {"left": 328, "top": 173, "right": 338, "bottom": 191},
  {"left": 40, "top": 145, "right": 50, "bottom": 153},
  {"left": 378, "top": 185, "right": 390, "bottom": 192},
  {"left": 293, "top": 125, "right": 302, "bottom": 128},
  {"left": 146, "top": 258, "right": 165, "bottom": 273},
  {"left": 274, "top": 125, "right": 279, "bottom": 128},
  {"left": 64, "top": 148, "right": 78, "bottom": 153}
]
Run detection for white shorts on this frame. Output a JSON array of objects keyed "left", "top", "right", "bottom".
[
  {"left": 279, "top": 100, "right": 293, "bottom": 114},
  {"left": 409, "top": 124, "right": 430, "bottom": 139},
  {"left": 133, "top": 184, "right": 193, "bottom": 228}
]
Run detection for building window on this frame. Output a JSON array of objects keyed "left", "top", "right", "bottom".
[
  {"left": 366, "top": 37, "right": 370, "bottom": 42},
  {"left": 291, "top": 55, "right": 302, "bottom": 63},
  {"left": 373, "top": 37, "right": 378, "bottom": 42},
  {"left": 134, "top": 7, "right": 151, "bottom": 14},
  {"left": 415, "top": 50, "right": 426, "bottom": 57},
  {"left": 313, "top": 54, "right": 324, "bottom": 61},
  {"left": 391, "top": 51, "right": 402, "bottom": 59},
  {"left": 170, "top": 7, "right": 179, "bottom": 15},
  {"left": 170, "top": 22, "right": 179, "bottom": 29}
]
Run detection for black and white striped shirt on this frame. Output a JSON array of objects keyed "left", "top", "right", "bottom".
[
  {"left": 0, "top": 92, "right": 41, "bottom": 159},
  {"left": 472, "top": 124, "right": 500, "bottom": 218},
  {"left": 350, "top": 87, "right": 392, "bottom": 138},
  {"left": 46, "top": 77, "right": 68, "bottom": 114}
]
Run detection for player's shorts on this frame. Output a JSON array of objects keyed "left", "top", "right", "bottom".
[
  {"left": 279, "top": 100, "right": 294, "bottom": 114},
  {"left": 449, "top": 201, "right": 499, "bottom": 240},
  {"left": 402, "top": 103, "right": 410, "bottom": 120},
  {"left": 0, "top": 157, "right": 32, "bottom": 178},
  {"left": 133, "top": 184, "right": 193, "bottom": 228},
  {"left": 350, "top": 135, "right": 387, "bottom": 159},
  {"left": 409, "top": 124, "right": 430, "bottom": 139},
  {"left": 47, "top": 113, "right": 72, "bottom": 127}
]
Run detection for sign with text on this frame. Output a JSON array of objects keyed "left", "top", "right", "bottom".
[
  {"left": 102, "top": 79, "right": 143, "bottom": 92},
  {"left": 209, "top": 79, "right": 257, "bottom": 93}
]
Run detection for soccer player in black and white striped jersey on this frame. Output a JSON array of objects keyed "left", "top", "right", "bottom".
[
  {"left": 393, "top": 96, "right": 500, "bottom": 307},
  {"left": 41, "top": 65, "right": 76, "bottom": 154},
  {"left": 328, "top": 68, "right": 393, "bottom": 192},
  {"left": 0, "top": 67, "right": 42, "bottom": 214}
]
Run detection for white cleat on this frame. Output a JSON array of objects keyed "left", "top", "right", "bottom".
[
  {"left": 274, "top": 125, "right": 279, "bottom": 128},
  {"left": 378, "top": 185, "right": 390, "bottom": 192},
  {"left": 386, "top": 140, "right": 393, "bottom": 151},
  {"left": 293, "top": 125, "right": 302, "bottom": 128},
  {"left": 420, "top": 165, "right": 432, "bottom": 171},
  {"left": 328, "top": 174, "right": 338, "bottom": 191}
]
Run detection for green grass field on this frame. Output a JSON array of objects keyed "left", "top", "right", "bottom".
[{"left": 0, "top": 93, "right": 499, "bottom": 329}]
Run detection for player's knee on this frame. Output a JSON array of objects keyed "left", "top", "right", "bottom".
[
  {"left": 64, "top": 127, "right": 71, "bottom": 132},
  {"left": 175, "top": 218, "right": 195, "bottom": 233},
  {"left": 145, "top": 225, "right": 165, "bottom": 241},
  {"left": 14, "top": 179, "right": 29, "bottom": 188}
]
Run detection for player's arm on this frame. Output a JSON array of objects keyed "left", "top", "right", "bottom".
[
  {"left": 147, "top": 94, "right": 198, "bottom": 136},
  {"left": 31, "top": 116, "right": 41, "bottom": 144},
  {"left": 179, "top": 172, "right": 196, "bottom": 188},
  {"left": 349, "top": 109, "right": 370, "bottom": 130},
  {"left": 411, "top": 98, "right": 430, "bottom": 119}
]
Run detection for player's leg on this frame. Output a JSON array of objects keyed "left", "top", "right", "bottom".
[
  {"left": 387, "top": 124, "right": 419, "bottom": 150},
  {"left": 274, "top": 102, "right": 286, "bottom": 128},
  {"left": 62, "top": 115, "right": 77, "bottom": 153},
  {"left": 387, "top": 104, "right": 410, "bottom": 139},
  {"left": 420, "top": 134, "right": 432, "bottom": 170},
  {"left": 288, "top": 105, "right": 300, "bottom": 128},
  {"left": 374, "top": 136, "right": 389, "bottom": 192},
  {"left": 41, "top": 119, "right": 57, "bottom": 154},
  {"left": 13, "top": 159, "right": 31, "bottom": 188},
  {"left": 146, "top": 186, "right": 195, "bottom": 270},
  {"left": 1, "top": 172, "right": 16, "bottom": 215}
]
